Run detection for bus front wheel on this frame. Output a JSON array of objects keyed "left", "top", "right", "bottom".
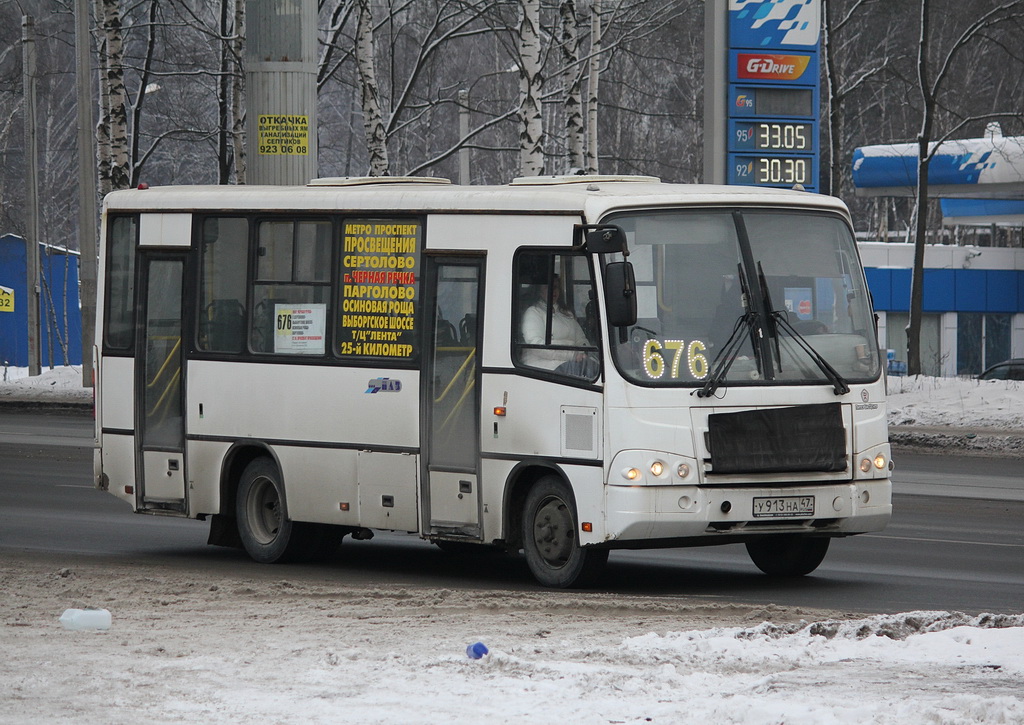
[
  {"left": 522, "top": 476, "right": 607, "bottom": 588},
  {"left": 236, "top": 458, "right": 312, "bottom": 564},
  {"left": 745, "top": 535, "right": 830, "bottom": 576}
]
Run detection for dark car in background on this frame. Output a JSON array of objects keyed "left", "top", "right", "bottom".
[{"left": 978, "top": 359, "right": 1024, "bottom": 381}]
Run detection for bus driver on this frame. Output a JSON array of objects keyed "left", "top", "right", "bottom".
[{"left": 520, "top": 275, "right": 593, "bottom": 376}]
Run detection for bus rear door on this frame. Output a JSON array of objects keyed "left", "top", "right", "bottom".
[
  {"left": 422, "top": 255, "right": 484, "bottom": 539},
  {"left": 135, "top": 251, "right": 188, "bottom": 514}
]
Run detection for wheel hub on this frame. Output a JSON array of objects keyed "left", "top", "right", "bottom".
[
  {"left": 533, "top": 497, "right": 573, "bottom": 566},
  {"left": 249, "top": 476, "right": 282, "bottom": 544}
]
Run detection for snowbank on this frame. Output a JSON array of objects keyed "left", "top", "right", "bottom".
[
  {"left": 0, "top": 365, "right": 91, "bottom": 404},
  {"left": 887, "top": 374, "right": 1024, "bottom": 430},
  {"left": 1, "top": 557, "right": 1021, "bottom": 725}
]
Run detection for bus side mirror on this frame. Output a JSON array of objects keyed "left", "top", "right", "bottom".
[
  {"left": 604, "top": 261, "right": 637, "bottom": 327},
  {"left": 580, "top": 225, "right": 628, "bottom": 255}
]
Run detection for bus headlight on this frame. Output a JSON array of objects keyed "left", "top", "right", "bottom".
[
  {"left": 650, "top": 461, "right": 664, "bottom": 477},
  {"left": 677, "top": 463, "right": 691, "bottom": 479},
  {"left": 623, "top": 467, "right": 641, "bottom": 482},
  {"left": 860, "top": 458, "right": 871, "bottom": 473},
  {"left": 873, "top": 454, "right": 887, "bottom": 470}
]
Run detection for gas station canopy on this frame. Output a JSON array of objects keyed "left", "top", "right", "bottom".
[{"left": 852, "top": 123, "right": 1024, "bottom": 200}]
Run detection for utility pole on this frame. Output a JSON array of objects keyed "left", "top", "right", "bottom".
[
  {"left": 22, "top": 16, "right": 41, "bottom": 377},
  {"left": 702, "top": 0, "right": 727, "bottom": 185},
  {"left": 246, "top": 0, "right": 318, "bottom": 184},
  {"left": 76, "top": 0, "right": 98, "bottom": 387}
]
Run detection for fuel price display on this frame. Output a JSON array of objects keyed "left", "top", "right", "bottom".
[
  {"left": 725, "top": 2, "right": 821, "bottom": 193},
  {"left": 732, "top": 121, "right": 813, "bottom": 152}
]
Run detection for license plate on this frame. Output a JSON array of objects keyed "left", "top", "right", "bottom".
[{"left": 752, "top": 496, "right": 815, "bottom": 518}]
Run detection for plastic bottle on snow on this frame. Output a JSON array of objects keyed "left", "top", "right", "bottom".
[
  {"left": 60, "top": 608, "right": 112, "bottom": 631},
  {"left": 466, "top": 641, "right": 489, "bottom": 659}
]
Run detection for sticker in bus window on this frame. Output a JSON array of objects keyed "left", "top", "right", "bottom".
[
  {"left": 784, "top": 287, "right": 813, "bottom": 320},
  {"left": 274, "top": 304, "right": 326, "bottom": 354}
]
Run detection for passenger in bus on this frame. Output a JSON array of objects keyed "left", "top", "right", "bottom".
[{"left": 520, "top": 275, "right": 594, "bottom": 376}]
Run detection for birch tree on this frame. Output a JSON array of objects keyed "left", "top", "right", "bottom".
[
  {"left": 94, "top": 0, "right": 131, "bottom": 193},
  {"left": 518, "top": 0, "right": 544, "bottom": 176},
  {"left": 560, "top": 0, "right": 584, "bottom": 172},
  {"left": 230, "top": 0, "right": 245, "bottom": 183},
  {"left": 585, "top": 0, "right": 600, "bottom": 174},
  {"left": 354, "top": 0, "right": 389, "bottom": 175}
]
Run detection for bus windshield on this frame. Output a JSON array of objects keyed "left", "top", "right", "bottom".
[{"left": 604, "top": 209, "right": 881, "bottom": 389}]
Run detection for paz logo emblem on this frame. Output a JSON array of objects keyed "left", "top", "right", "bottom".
[
  {"left": 861, "top": 389, "right": 869, "bottom": 403},
  {"left": 366, "top": 377, "right": 402, "bottom": 394}
]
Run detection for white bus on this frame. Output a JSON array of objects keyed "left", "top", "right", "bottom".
[{"left": 94, "top": 175, "right": 892, "bottom": 587}]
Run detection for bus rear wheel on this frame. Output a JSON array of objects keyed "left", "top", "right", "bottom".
[
  {"left": 236, "top": 458, "right": 317, "bottom": 563},
  {"left": 745, "top": 535, "right": 830, "bottom": 576},
  {"left": 522, "top": 476, "right": 607, "bottom": 588}
]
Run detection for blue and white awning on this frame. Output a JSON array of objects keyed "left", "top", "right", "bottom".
[
  {"left": 940, "top": 198, "right": 1024, "bottom": 226},
  {"left": 852, "top": 124, "right": 1024, "bottom": 199}
]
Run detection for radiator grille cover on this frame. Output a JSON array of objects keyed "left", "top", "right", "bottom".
[{"left": 707, "top": 402, "right": 846, "bottom": 474}]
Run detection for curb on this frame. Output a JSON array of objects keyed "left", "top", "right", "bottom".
[
  {"left": 0, "top": 399, "right": 93, "bottom": 413},
  {"left": 890, "top": 429, "right": 1024, "bottom": 458}
]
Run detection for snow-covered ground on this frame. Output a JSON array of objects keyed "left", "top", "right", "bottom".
[
  {"left": 0, "top": 364, "right": 93, "bottom": 405},
  {"left": 3, "top": 557, "right": 1023, "bottom": 725},
  {"left": 2, "top": 366, "right": 1023, "bottom": 724}
]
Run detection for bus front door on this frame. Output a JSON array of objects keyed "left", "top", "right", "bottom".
[
  {"left": 422, "top": 256, "right": 484, "bottom": 538},
  {"left": 135, "top": 254, "right": 187, "bottom": 514}
]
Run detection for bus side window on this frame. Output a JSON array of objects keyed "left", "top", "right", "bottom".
[
  {"left": 104, "top": 215, "right": 137, "bottom": 351},
  {"left": 513, "top": 251, "right": 599, "bottom": 380},
  {"left": 250, "top": 219, "right": 331, "bottom": 355},
  {"left": 198, "top": 217, "right": 248, "bottom": 353}
]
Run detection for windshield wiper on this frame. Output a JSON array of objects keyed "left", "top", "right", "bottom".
[
  {"left": 697, "top": 310, "right": 758, "bottom": 397},
  {"left": 698, "top": 264, "right": 761, "bottom": 398},
  {"left": 754, "top": 262, "right": 849, "bottom": 396},
  {"left": 770, "top": 312, "right": 851, "bottom": 395}
]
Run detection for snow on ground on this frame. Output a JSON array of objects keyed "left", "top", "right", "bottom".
[
  {"left": 0, "top": 365, "right": 92, "bottom": 404},
  {"left": 2, "top": 558, "right": 1023, "bottom": 725},
  {"left": 887, "top": 374, "right": 1024, "bottom": 430},
  {"left": 2, "top": 366, "right": 1023, "bottom": 723}
]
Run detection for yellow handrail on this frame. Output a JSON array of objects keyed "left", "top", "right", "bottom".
[
  {"left": 146, "top": 336, "right": 181, "bottom": 391},
  {"left": 439, "top": 376, "right": 475, "bottom": 435},
  {"left": 149, "top": 368, "right": 181, "bottom": 419},
  {"left": 145, "top": 336, "right": 181, "bottom": 422},
  {"left": 433, "top": 347, "right": 476, "bottom": 405}
]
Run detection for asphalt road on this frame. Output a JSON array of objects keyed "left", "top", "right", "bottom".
[{"left": 1, "top": 410, "right": 1021, "bottom": 615}]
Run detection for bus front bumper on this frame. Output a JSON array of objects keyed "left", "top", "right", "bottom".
[{"left": 602, "top": 479, "right": 892, "bottom": 544}]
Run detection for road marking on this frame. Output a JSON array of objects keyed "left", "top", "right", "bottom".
[{"left": 864, "top": 533, "right": 1024, "bottom": 548}]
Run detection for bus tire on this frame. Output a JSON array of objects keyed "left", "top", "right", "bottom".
[
  {"left": 745, "top": 535, "right": 830, "bottom": 577},
  {"left": 522, "top": 476, "right": 607, "bottom": 588},
  {"left": 236, "top": 457, "right": 311, "bottom": 564}
]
